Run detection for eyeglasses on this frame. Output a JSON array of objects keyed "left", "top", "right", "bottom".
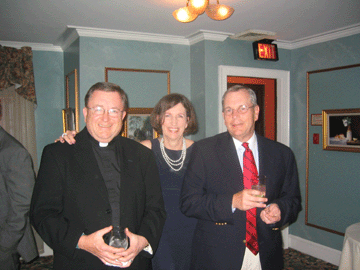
[
  {"left": 223, "top": 104, "right": 255, "bottom": 116},
  {"left": 87, "top": 106, "right": 124, "bottom": 117}
]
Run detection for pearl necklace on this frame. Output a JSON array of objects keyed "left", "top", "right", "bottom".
[{"left": 160, "top": 137, "right": 186, "bottom": 172}]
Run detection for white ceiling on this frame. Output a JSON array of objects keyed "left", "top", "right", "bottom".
[{"left": 1, "top": 0, "right": 360, "bottom": 47}]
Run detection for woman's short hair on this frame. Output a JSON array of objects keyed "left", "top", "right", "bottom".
[
  {"left": 85, "top": 82, "right": 129, "bottom": 110},
  {"left": 150, "top": 93, "right": 198, "bottom": 135}
]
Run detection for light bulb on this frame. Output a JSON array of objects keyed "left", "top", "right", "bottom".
[
  {"left": 206, "top": 4, "right": 234, "bottom": 20},
  {"left": 188, "top": 0, "right": 209, "bottom": 14},
  {"left": 173, "top": 7, "right": 198, "bottom": 23}
]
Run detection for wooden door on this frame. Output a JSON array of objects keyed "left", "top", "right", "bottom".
[{"left": 227, "top": 76, "right": 276, "bottom": 141}]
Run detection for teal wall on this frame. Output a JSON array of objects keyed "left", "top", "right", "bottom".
[
  {"left": 32, "top": 32, "right": 359, "bottom": 252},
  {"left": 77, "top": 37, "right": 191, "bottom": 127},
  {"left": 64, "top": 38, "right": 80, "bottom": 76},
  {"left": 33, "top": 50, "right": 64, "bottom": 164},
  {"left": 290, "top": 33, "right": 360, "bottom": 250},
  {"left": 190, "top": 42, "right": 206, "bottom": 139},
  {"left": 190, "top": 38, "right": 291, "bottom": 141}
]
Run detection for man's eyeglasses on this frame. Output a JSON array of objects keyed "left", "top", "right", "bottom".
[
  {"left": 223, "top": 104, "right": 255, "bottom": 116},
  {"left": 87, "top": 106, "right": 124, "bottom": 117}
]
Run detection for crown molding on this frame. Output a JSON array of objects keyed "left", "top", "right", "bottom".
[
  {"left": 0, "top": 40, "right": 62, "bottom": 52},
  {"left": 275, "top": 23, "right": 360, "bottom": 49},
  {"left": 55, "top": 28, "right": 80, "bottom": 51},
  {"left": 187, "top": 30, "right": 233, "bottom": 45},
  {"left": 2, "top": 23, "right": 359, "bottom": 52},
  {"left": 66, "top": 26, "right": 190, "bottom": 46}
]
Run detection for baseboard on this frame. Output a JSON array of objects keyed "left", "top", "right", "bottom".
[{"left": 289, "top": 234, "right": 341, "bottom": 266}]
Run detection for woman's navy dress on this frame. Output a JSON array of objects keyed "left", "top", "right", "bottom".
[{"left": 150, "top": 139, "right": 196, "bottom": 270}]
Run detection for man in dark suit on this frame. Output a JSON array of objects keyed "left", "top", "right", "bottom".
[
  {"left": 0, "top": 126, "right": 38, "bottom": 269},
  {"left": 31, "top": 82, "right": 166, "bottom": 269},
  {"left": 180, "top": 85, "right": 301, "bottom": 270}
]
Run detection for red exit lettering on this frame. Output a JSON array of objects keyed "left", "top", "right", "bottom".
[{"left": 258, "top": 44, "right": 277, "bottom": 60}]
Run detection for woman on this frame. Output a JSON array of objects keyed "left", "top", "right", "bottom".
[
  {"left": 142, "top": 93, "right": 197, "bottom": 270},
  {"left": 58, "top": 93, "right": 198, "bottom": 270}
]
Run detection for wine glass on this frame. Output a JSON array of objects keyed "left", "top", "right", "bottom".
[
  {"left": 252, "top": 175, "right": 266, "bottom": 197},
  {"left": 109, "top": 226, "right": 129, "bottom": 250}
]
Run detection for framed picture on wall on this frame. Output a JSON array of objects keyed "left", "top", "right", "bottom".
[
  {"left": 62, "top": 108, "right": 75, "bottom": 133},
  {"left": 123, "top": 108, "right": 158, "bottom": 142},
  {"left": 65, "top": 69, "right": 79, "bottom": 132},
  {"left": 323, "top": 108, "right": 360, "bottom": 152},
  {"left": 311, "top": 114, "right": 322, "bottom": 126}
]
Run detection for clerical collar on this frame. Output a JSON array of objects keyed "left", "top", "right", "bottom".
[
  {"left": 86, "top": 129, "right": 119, "bottom": 149},
  {"left": 99, "top": 142, "right": 108, "bottom": 147}
]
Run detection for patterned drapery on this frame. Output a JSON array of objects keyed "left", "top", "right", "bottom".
[{"left": 0, "top": 45, "right": 37, "bottom": 104}]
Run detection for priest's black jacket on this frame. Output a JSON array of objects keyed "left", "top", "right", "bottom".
[{"left": 31, "top": 128, "right": 166, "bottom": 269}]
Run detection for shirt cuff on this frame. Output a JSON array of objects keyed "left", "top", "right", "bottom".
[
  {"left": 76, "top": 233, "right": 85, "bottom": 249},
  {"left": 143, "top": 243, "right": 153, "bottom": 255}
]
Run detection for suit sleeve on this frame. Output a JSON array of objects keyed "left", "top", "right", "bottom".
[
  {"left": 30, "top": 145, "right": 83, "bottom": 259},
  {"left": 180, "top": 143, "right": 235, "bottom": 223},
  {"left": 271, "top": 148, "right": 302, "bottom": 228},
  {"left": 137, "top": 148, "right": 166, "bottom": 257},
  {"left": 0, "top": 146, "right": 35, "bottom": 252}
]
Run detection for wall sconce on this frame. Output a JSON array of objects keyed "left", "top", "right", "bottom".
[{"left": 173, "top": 0, "right": 234, "bottom": 23}]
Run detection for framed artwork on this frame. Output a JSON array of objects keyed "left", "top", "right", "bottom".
[
  {"left": 62, "top": 108, "right": 75, "bottom": 133},
  {"left": 123, "top": 108, "right": 158, "bottom": 142},
  {"left": 306, "top": 64, "right": 360, "bottom": 237},
  {"left": 311, "top": 114, "right": 322, "bottom": 126},
  {"left": 64, "top": 69, "right": 79, "bottom": 132},
  {"left": 105, "top": 67, "right": 170, "bottom": 107},
  {"left": 323, "top": 108, "right": 360, "bottom": 152}
]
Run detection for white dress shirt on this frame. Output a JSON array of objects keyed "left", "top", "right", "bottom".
[{"left": 233, "top": 133, "right": 262, "bottom": 270}]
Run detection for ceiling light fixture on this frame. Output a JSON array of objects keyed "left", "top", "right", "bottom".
[
  {"left": 206, "top": 0, "right": 234, "bottom": 21},
  {"left": 173, "top": 0, "right": 234, "bottom": 23},
  {"left": 188, "top": 0, "right": 209, "bottom": 14},
  {"left": 173, "top": 1, "right": 198, "bottom": 23}
]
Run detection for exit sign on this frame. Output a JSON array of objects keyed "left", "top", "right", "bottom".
[{"left": 253, "top": 39, "right": 279, "bottom": 61}]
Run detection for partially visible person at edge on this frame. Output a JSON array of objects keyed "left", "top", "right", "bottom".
[
  {"left": 180, "top": 84, "right": 301, "bottom": 270},
  {"left": 31, "top": 82, "right": 166, "bottom": 269},
  {"left": 0, "top": 126, "right": 38, "bottom": 270},
  {"left": 58, "top": 93, "right": 198, "bottom": 270}
]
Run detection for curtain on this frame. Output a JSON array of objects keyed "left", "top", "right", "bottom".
[
  {"left": 0, "top": 86, "right": 37, "bottom": 168},
  {"left": 0, "top": 45, "right": 37, "bottom": 104}
]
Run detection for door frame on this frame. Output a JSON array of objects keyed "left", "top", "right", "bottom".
[{"left": 218, "top": 65, "right": 291, "bottom": 248}]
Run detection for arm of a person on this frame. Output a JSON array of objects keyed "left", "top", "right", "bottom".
[
  {"left": 30, "top": 145, "right": 84, "bottom": 259},
  {"left": 55, "top": 130, "right": 77, "bottom": 144},
  {"left": 262, "top": 149, "right": 301, "bottom": 227},
  {"left": 180, "top": 143, "right": 235, "bottom": 223},
  {"left": 0, "top": 147, "right": 35, "bottom": 251}
]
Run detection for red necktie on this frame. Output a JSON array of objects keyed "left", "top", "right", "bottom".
[{"left": 242, "top": 142, "right": 259, "bottom": 255}]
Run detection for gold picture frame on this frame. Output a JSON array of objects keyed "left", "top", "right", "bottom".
[
  {"left": 105, "top": 67, "right": 170, "bottom": 95},
  {"left": 122, "top": 108, "right": 158, "bottom": 142},
  {"left": 322, "top": 108, "right": 360, "bottom": 152},
  {"left": 64, "top": 69, "right": 79, "bottom": 132},
  {"left": 62, "top": 108, "right": 75, "bottom": 133}
]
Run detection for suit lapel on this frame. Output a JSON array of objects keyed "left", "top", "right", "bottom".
[
  {"left": 217, "top": 132, "right": 244, "bottom": 190},
  {"left": 257, "top": 135, "right": 271, "bottom": 177}
]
